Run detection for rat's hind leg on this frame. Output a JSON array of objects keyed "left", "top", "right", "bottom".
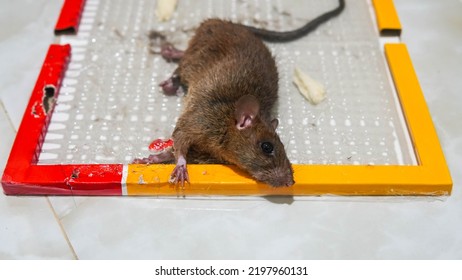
[{"left": 160, "top": 43, "right": 184, "bottom": 61}]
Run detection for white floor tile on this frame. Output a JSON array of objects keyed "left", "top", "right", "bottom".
[
  {"left": 47, "top": 196, "right": 90, "bottom": 220},
  {"left": 54, "top": 195, "right": 462, "bottom": 259},
  {"left": 0, "top": 194, "right": 76, "bottom": 259},
  {"left": 0, "top": 103, "right": 15, "bottom": 172}
]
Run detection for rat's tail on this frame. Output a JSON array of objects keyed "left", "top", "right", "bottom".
[{"left": 242, "top": 0, "right": 346, "bottom": 42}]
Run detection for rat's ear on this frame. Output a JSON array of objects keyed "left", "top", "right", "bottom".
[
  {"left": 235, "top": 95, "right": 260, "bottom": 130},
  {"left": 271, "top": 119, "right": 279, "bottom": 130}
]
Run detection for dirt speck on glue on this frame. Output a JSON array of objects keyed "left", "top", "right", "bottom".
[{"left": 138, "top": 175, "right": 147, "bottom": 185}]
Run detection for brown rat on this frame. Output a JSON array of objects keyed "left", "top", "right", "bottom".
[
  {"left": 154, "top": 1, "right": 346, "bottom": 187},
  {"left": 160, "top": 19, "right": 294, "bottom": 187}
]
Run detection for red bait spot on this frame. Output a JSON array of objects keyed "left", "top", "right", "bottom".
[{"left": 148, "top": 138, "right": 174, "bottom": 155}]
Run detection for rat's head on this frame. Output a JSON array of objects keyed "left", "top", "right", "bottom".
[{"left": 227, "top": 95, "right": 295, "bottom": 187}]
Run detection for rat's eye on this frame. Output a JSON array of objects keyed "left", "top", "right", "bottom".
[{"left": 261, "top": 142, "right": 274, "bottom": 154}]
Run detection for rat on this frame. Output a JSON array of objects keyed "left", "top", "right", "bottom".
[{"left": 151, "top": 1, "right": 346, "bottom": 187}]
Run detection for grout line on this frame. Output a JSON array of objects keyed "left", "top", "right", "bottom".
[
  {"left": 0, "top": 100, "right": 17, "bottom": 133},
  {"left": 46, "top": 197, "right": 79, "bottom": 260}
]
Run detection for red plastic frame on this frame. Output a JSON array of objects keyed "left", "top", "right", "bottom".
[
  {"left": 1, "top": 44, "right": 123, "bottom": 195},
  {"left": 54, "top": 0, "right": 87, "bottom": 35}
]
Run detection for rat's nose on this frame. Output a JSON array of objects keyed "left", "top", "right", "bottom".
[
  {"left": 271, "top": 177, "right": 294, "bottom": 187},
  {"left": 285, "top": 178, "right": 295, "bottom": 187}
]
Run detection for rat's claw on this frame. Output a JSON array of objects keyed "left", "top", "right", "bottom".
[
  {"left": 169, "top": 165, "right": 190, "bottom": 187},
  {"left": 169, "top": 156, "right": 190, "bottom": 187}
]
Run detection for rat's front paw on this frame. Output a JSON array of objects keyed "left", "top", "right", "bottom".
[
  {"left": 159, "top": 75, "right": 184, "bottom": 96},
  {"left": 169, "top": 156, "right": 190, "bottom": 187}
]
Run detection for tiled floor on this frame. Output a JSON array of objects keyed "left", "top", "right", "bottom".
[{"left": 1, "top": 0, "right": 461, "bottom": 259}]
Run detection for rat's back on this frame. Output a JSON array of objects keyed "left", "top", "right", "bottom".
[{"left": 177, "top": 19, "right": 279, "bottom": 114}]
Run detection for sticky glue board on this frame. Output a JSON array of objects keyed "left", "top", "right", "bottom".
[{"left": 1, "top": 0, "right": 452, "bottom": 196}]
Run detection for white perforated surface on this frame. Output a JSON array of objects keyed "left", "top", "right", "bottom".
[{"left": 40, "top": 0, "right": 416, "bottom": 165}]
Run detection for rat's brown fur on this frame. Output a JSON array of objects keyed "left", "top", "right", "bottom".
[{"left": 170, "top": 19, "right": 294, "bottom": 187}]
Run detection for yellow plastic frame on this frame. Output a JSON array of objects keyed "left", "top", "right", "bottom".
[
  {"left": 122, "top": 1, "right": 452, "bottom": 196},
  {"left": 372, "top": 0, "right": 402, "bottom": 35}
]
